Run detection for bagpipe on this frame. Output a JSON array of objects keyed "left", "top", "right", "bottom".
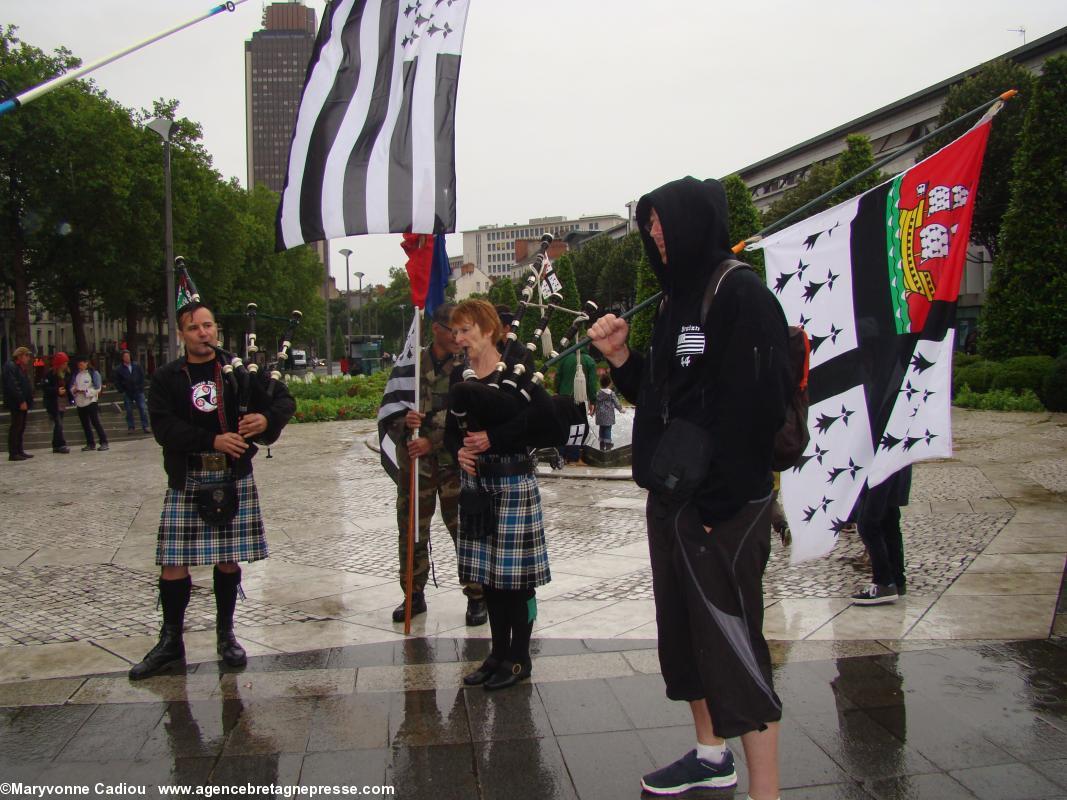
[
  {"left": 447, "top": 234, "right": 598, "bottom": 454},
  {"left": 174, "top": 257, "right": 302, "bottom": 414}
]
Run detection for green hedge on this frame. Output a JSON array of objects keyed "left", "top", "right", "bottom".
[
  {"left": 954, "top": 385, "right": 1045, "bottom": 412},
  {"left": 288, "top": 372, "right": 390, "bottom": 422},
  {"left": 952, "top": 354, "right": 1055, "bottom": 400},
  {"left": 1043, "top": 353, "right": 1067, "bottom": 412}
]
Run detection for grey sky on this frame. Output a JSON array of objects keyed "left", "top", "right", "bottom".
[{"left": 2, "top": 0, "right": 1063, "bottom": 293}]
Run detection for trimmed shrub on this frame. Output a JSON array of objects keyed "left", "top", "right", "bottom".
[
  {"left": 952, "top": 352, "right": 983, "bottom": 370},
  {"left": 953, "top": 385, "right": 1045, "bottom": 412},
  {"left": 1042, "top": 354, "right": 1067, "bottom": 412},
  {"left": 989, "top": 355, "right": 1055, "bottom": 399},
  {"left": 952, "top": 360, "right": 1001, "bottom": 394}
]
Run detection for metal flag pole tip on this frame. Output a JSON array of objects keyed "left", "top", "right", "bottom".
[{"left": 0, "top": 0, "right": 248, "bottom": 117}]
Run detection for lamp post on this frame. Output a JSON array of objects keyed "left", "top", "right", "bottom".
[
  {"left": 399, "top": 304, "right": 406, "bottom": 353},
  {"left": 339, "top": 248, "right": 353, "bottom": 352},
  {"left": 354, "top": 271, "right": 365, "bottom": 335},
  {"left": 146, "top": 117, "right": 177, "bottom": 362}
]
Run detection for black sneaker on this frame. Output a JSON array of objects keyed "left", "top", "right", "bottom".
[
  {"left": 640, "top": 749, "right": 737, "bottom": 795},
  {"left": 81, "top": 445, "right": 95, "bottom": 452},
  {"left": 851, "top": 582, "right": 899, "bottom": 605},
  {"left": 97, "top": 444, "right": 109, "bottom": 451}
]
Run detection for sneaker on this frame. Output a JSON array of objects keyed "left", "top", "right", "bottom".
[
  {"left": 97, "top": 444, "right": 110, "bottom": 451},
  {"left": 81, "top": 445, "right": 95, "bottom": 452},
  {"left": 851, "top": 583, "right": 899, "bottom": 605},
  {"left": 53, "top": 447, "right": 70, "bottom": 454},
  {"left": 641, "top": 749, "right": 737, "bottom": 795}
]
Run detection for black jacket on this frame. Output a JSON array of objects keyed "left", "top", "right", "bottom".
[
  {"left": 612, "top": 177, "right": 792, "bottom": 525},
  {"left": 113, "top": 361, "right": 146, "bottom": 395},
  {"left": 2, "top": 359, "right": 33, "bottom": 411},
  {"left": 148, "top": 356, "right": 296, "bottom": 489},
  {"left": 42, "top": 371, "right": 72, "bottom": 415}
]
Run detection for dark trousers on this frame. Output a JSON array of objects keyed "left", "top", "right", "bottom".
[
  {"left": 858, "top": 505, "right": 905, "bottom": 589},
  {"left": 7, "top": 408, "right": 27, "bottom": 456},
  {"left": 77, "top": 403, "right": 107, "bottom": 448},
  {"left": 48, "top": 411, "right": 67, "bottom": 450},
  {"left": 123, "top": 391, "right": 149, "bottom": 430},
  {"left": 647, "top": 492, "right": 781, "bottom": 739}
]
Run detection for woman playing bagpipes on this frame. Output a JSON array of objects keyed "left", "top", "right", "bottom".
[{"left": 445, "top": 299, "right": 570, "bottom": 690}]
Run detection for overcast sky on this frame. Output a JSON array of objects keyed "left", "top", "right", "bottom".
[{"left": 2, "top": 1, "right": 1063, "bottom": 291}]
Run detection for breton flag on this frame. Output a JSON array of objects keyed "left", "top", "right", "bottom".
[
  {"left": 753, "top": 115, "right": 994, "bottom": 563},
  {"left": 377, "top": 313, "right": 420, "bottom": 482},
  {"left": 276, "top": 0, "right": 471, "bottom": 251}
]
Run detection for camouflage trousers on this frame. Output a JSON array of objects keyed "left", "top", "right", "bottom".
[{"left": 396, "top": 461, "right": 482, "bottom": 599}]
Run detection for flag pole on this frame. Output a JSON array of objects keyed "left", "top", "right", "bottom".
[
  {"left": 403, "top": 306, "right": 422, "bottom": 635},
  {"left": 0, "top": 0, "right": 249, "bottom": 117},
  {"left": 544, "top": 90, "right": 1017, "bottom": 370}
]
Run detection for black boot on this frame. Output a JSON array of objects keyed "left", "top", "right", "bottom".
[
  {"left": 129, "top": 576, "right": 191, "bottom": 680},
  {"left": 465, "top": 589, "right": 509, "bottom": 686},
  {"left": 214, "top": 566, "right": 247, "bottom": 667},
  {"left": 392, "top": 591, "right": 427, "bottom": 623}
]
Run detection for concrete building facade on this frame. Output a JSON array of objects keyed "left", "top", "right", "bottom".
[{"left": 462, "top": 214, "right": 626, "bottom": 279}]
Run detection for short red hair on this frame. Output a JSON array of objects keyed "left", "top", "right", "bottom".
[{"left": 451, "top": 299, "right": 504, "bottom": 344}]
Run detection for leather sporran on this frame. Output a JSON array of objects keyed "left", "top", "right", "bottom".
[
  {"left": 195, "top": 481, "right": 239, "bottom": 526},
  {"left": 459, "top": 485, "right": 496, "bottom": 541}
]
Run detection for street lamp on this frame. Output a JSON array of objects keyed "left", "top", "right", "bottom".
[
  {"left": 339, "top": 248, "right": 353, "bottom": 350},
  {"left": 146, "top": 117, "right": 177, "bottom": 362},
  {"left": 399, "top": 304, "right": 407, "bottom": 353},
  {"left": 354, "top": 271, "right": 365, "bottom": 335}
]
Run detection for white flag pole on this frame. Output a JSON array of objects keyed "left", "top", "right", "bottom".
[{"left": 0, "top": 1, "right": 249, "bottom": 116}]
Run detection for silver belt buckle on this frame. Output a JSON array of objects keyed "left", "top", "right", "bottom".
[{"left": 203, "top": 453, "right": 227, "bottom": 471}]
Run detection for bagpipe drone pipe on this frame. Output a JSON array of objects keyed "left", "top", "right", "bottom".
[{"left": 447, "top": 235, "right": 598, "bottom": 454}]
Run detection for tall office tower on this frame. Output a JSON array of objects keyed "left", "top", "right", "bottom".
[{"left": 245, "top": 1, "right": 317, "bottom": 193}]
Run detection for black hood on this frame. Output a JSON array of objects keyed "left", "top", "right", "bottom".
[{"left": 635, "top": 176, "right": 734, "bottom": 305}]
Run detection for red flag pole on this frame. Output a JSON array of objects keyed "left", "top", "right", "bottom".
[{"left": 403, "top": 306, "right": 423, "bottom": 635}]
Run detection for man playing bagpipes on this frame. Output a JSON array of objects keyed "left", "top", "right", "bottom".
[
  {"left": 130, "top": 301, "right": 296, "bottom": 680},
  {"left": 388, "top": 303, "right": 487, "bottom": 627}
]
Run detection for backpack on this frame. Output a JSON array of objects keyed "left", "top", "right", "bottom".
[{"left": 700, "top": 259, "right": 811, "bottom": 472}]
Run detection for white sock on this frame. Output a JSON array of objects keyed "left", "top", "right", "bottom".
[{"left": 695, "top": 741, "right": 727, "bottom": 763}]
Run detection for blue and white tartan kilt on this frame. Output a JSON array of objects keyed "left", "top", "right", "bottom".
[
  {"left": 457, "top": 456, "right": 551, "bottom": 590},
  {"left": 156, "top": 464, "right": 268, "bottom": 567}
]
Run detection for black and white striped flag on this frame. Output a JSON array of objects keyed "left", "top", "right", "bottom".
[
  {"left": 377, "top": 314, "right": 420, "bottom": 481},
  {"left": 277, "top": 0, "right": 470, "bottom": 250}
]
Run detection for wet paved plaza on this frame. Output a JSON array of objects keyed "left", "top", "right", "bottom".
[{"left": 1, "top": 404, "right": 1065, "bottom": 798}]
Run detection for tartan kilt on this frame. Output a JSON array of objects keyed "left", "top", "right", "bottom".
[
  {"left": 156, "top": 465, "right": 268, "bottom": 567},
  {"left": 457, "top": 457, "right": 551, "bottom": 590}
]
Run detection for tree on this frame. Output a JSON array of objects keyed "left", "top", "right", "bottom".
[
  {"left": 567, "top": 234, "right": 614, "bottom": 308},
  {"left": 761, "top": 135, "right": 883, "bottom": 231},
  {"left": 547, "top": 252, "right": 581, "bottom": 348},
  {"left": 721, "top": 174, "right": 765, "bottom": 278},
  {"left": 596, "top": 232, "right": 641, "bottom": 312},
  {"left": 487, "top": 276, "right": 518, "bottom": 309},
  {"left": 628, "top": 243, "right": 657, "bottom": 356},
  {"left": 978, "top": 55, "right": 1067, "bottom": 360},
  {"left": 920, "top": 60, "right": 1034, "bottom": 261}
]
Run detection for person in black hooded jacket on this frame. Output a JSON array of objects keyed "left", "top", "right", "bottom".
[{"left": 589, "top": 177, "right": 790, "bottom": 799}]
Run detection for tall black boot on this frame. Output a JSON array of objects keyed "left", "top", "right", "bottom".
[
  {"left": 129, "top": 576, "right": 191, "bottom": 680},
  {"left": 214, "top": 566, "right": 247, "bottom": 668},
  {"left": 485, "top": 589, "right": 535, "bottom": 691},
  {"left": 463, "top": 588, "right": 510, "bottom": 686}
]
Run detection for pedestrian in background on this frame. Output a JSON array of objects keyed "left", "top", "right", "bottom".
[
  {"left": 71, "top": 355, "right": 108, "bottom": 452},
  {"left": 592, "top": 373, "right": 624, "bottom": 451},
  {"left": 3, "top": 345, "right": 34, "bottom": 461},
  {"left": 42, "top": 352, "right": 72, "bottom": 454},
  {"left": 113, "top": 349, "right": 150, "bottom": 433}
]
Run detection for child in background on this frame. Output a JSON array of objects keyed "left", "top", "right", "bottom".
[
  {"left": 593, "top": 373, "right": 623, "bottom": 451},
  {"left": 71, "top": 355, "right": 109, "bottom": 452}
]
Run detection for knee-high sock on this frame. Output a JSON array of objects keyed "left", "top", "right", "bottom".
[
  {"left": 160, "top": 575, "right": 192, "bottom": 630},
  {"left": 214, "top": 566, "right": 242, "bottom": 631},
  {"left": 483, "top": 587, "right": 511, "bottom": 662},
  {"left": 506, "top": 588, "right": 536, "bottom": 665}
]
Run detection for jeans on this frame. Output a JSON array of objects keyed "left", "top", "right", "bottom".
[
  {"left": 49, "top": 411, "right": 67, "bottom": 450},
  {"left": 123, "top": 392, "right": 149, "bottom": 430},
  {"left": 77, "top": 403, "right": 108, "bottom": 448}
]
